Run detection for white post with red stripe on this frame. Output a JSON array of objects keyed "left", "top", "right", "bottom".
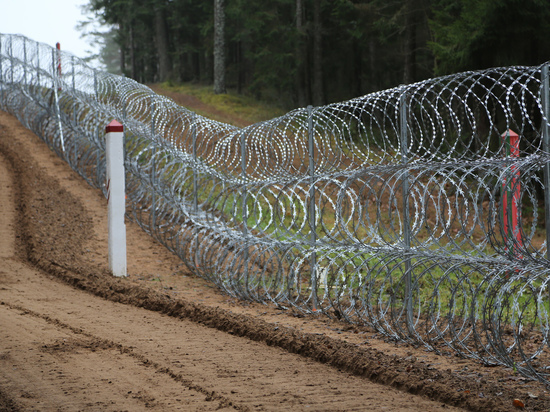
[{"left": 105, "top": 120, "right": 127, "bottom": 277}]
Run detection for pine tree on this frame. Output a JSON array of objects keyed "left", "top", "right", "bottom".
[
  {"left": 429, "top": 0, "right": 550, "bottom": 75},
  {"left": 155, "top": 0, "right": 172, "bottom": 82},
  {"left": 214, "top": 0, "right": 227, "bottom": 94}
]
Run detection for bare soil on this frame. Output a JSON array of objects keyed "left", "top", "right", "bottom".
[{"left": 0, "top": 108, "right": 549, "bottom": 411}]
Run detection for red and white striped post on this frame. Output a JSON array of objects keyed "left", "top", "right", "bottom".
[
  {"left": 105, "top": 120, "right": 127, "bottom": 277},
  {"left": 56, "top": 42, "right": 61, "bottom": 90},
  {"left": 502, "top": 129, "right": 522, "bottom": 255}
]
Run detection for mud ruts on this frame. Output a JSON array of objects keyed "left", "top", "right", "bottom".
[{"left": 2, "top": 33, "right": 550, "bottom": 383}]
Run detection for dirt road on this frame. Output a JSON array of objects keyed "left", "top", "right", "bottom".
[{"left": 0, "top": 109, "right": 548, "bottom": 411}]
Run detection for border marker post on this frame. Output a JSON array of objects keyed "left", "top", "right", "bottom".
[
  {"left": 105, "top": 120, "right": 127, "bottom": 277},
  {"left": 56, "top": 42, "right": 61, "bottom": 81},
  {"left": 501, "top": 129, "right": 522, "bottom": 256}
]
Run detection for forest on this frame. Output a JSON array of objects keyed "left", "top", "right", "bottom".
[{"left": 83, "top": 0, "right": 550, "bottom": 108}]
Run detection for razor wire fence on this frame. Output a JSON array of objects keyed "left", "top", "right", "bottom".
[{"left": 2, "top": 33, "right": 550, "bottom": 383}]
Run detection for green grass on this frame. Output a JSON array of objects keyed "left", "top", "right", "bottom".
[
  {"left": 154, "top": 81, "right": 286, "bottom": 126},
  {"left": 123, "top": 83, "right": 547, "bottom": 330},
  {"left": 166, "top": 164, "right": 549, "bottom": 327}
]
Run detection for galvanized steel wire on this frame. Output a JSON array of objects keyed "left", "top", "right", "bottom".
[{"left": 2, "top": 33, "right": 550, "bottom": 383}]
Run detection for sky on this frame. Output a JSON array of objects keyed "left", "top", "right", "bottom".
[{"left": 0, "top": 0, "right": 101, "bottom": 64}]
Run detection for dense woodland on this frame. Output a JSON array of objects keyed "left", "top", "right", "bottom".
[{"left": 83, "top": 0, "right": 550, "bottom": 108}]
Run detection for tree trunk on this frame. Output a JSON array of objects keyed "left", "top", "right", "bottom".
[
  {"left": 295, "top": 0, "right": 307, "bottom": 106},
  {"left": 119, "top": 21, "right": 126, "bottom": 76},
  {"left": 155, "top": 2, "right": 172, "bottom": 82},
  {"left": 352, "top": 37, "right": 362, "bottom": 97},
  {"left": 403, "top": 0, "right": 417, "bottom": 84},
  {"left": 129, "top": 23, "right": 136, "bottom": 80},
  {"left": 312, "top": 0, "right": 324, "bottom": 106},
  {"left": 368, "top": 37, "right": 376, "bottom": 92},
  {"left": 213, "top": 0, "right": 226, "bottom": 94},
  {"left": 237, "top": 40, "right": 245, "bottom": 94}
]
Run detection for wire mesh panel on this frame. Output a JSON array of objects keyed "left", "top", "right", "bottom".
[{"left": 2, "top": 33, "right": 550, "bottom": 383}]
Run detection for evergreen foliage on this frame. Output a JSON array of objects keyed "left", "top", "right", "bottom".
[{"left": 82, "top": 0, "right": 550, "bottom": 108}]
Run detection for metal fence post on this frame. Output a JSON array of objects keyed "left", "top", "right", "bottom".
[
  {"left": 51, "top": 48, "right": 65, "bottom": 152},
  {"left": 96, "top": 126, "right": 101, "bottom": 185},
  {"left": 192, "top": 116, "right": 199, "bottom": 267},
  {"left": 400, "top": 92, "right": 413, "bottom": 333},
  {"left": 51, "top": 48, "right": 55, "bottom": 84},
  {"left": 241, "top": 131, "right": 250, "bottom": 294},
  {"left": 150, "top": 98, "right": 157, "bottom": 229},
  {"left": 36, "top": 41, "right": 40, "bottom": 87},
  {"left": 93, "top": 70, "right": 98, "bottom": 98},
  {"left": 9, "top": 36, "right": 13, "bottom": 84},
  {"left": 192, "top": 120, "right": 198, "bottom": 214},
  {"left": 23, "top": 37, "right": 27, "bottom": 86},
  {"left": 71, "top": 56, "right": 76, "bottom": 92},
  {"left": 71, "top": 56, "right": 76, "bottom": 112},
  {"left": 93, "top": 72, "right": 100, "bottom": 187},
  {"left": 542, "top": 64, "right": 550, "bottom": 262},
  {"left": 72, "top": 56, "right": 78, "bottom": 167},
  {"left": 307, "top": 105, "right": 318, "bottom": 311}
]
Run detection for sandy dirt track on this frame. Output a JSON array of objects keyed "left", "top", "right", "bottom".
[{"left": 0, "top": 109, "right": 549, "bottom": 411}]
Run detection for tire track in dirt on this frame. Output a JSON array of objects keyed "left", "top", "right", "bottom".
[
  {"left": 0, "top": 254, "right": 459, "bottom": 411},
  {"left": 0, "top": 148, "right": 15, "bottom": 260},
  {"left": 0, "top": 147, "right": 20, "bottom": 412},
  {"left": 0, "top": 111, "right": 469, "bottom": 411},
  {"left": 1, "top": 298, "right": 241, "bottom": 411},
  {"left": 2, "top": 108, "right": 550, "bottom": 411},
  {"left": 0, "top": 146, "right": 238, "bottom": 411}
]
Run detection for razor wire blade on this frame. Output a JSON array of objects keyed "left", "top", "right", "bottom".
[{"left": 2, "top": 33, "right": 550, "bottom": 383}]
